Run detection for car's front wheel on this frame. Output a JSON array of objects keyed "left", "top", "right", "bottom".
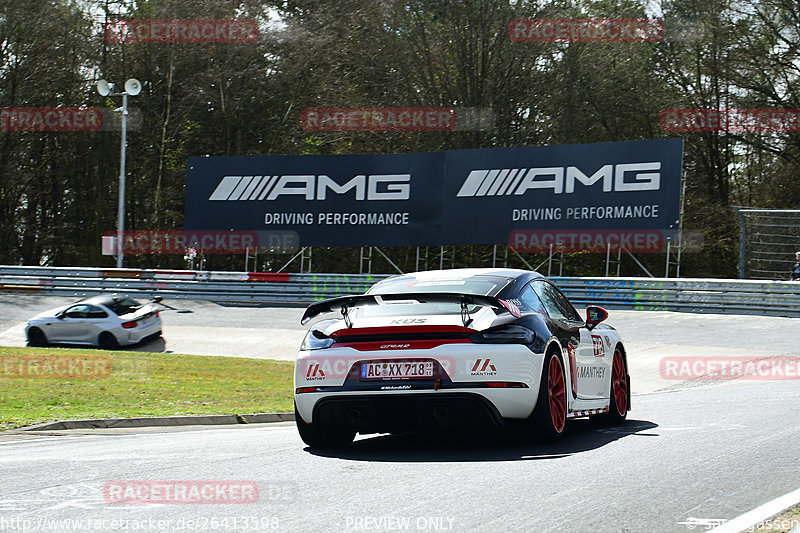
[
  {"left": 98, "top": 331, "right": 119, "bottom": 350},
  {"left": 606, "top": 346, "right": 629, "bottom": 423},
  {"left": 294, "top": 404, "right": 355, "bottom": 449},
  {"left": 27, "top": 327, "right": 47, "bottom": 347}
]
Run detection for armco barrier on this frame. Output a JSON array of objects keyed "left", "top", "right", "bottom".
[{"left": 1, "top": 266, "right": 799, "bottom": 317}]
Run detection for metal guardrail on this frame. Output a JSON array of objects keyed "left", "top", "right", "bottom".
[{"left": 1, "top": 266, "right": 800, "bottom": 317}]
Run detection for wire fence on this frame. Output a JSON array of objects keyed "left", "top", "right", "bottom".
[{"left": 736, "top": 208, "right": 800, "bottom": 280}]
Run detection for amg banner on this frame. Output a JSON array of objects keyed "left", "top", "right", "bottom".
[{"left": 185, "top": 138, "right": 683, "bottom": 250}]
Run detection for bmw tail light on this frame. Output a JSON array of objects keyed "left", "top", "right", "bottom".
[
  {"left": 301, "top": 330, "right": 334, "bottom": 351},
  {"left": 470, "top": 325, "right": 535, "bottom": 345},
  {"left": 122, "top": 321, "right": 138, "bottom": 329}
]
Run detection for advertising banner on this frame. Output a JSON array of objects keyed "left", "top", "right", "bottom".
[{"left": 185, "top": 139, "right": 683, "bottom": 250}]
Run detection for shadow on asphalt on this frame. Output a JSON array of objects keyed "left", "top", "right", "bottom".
[
  {"left": 305, "top": 418, "right": 658, "bottom": 462},
  {"left": 28, "top": 336, "right": 167, "bottom": 353}
]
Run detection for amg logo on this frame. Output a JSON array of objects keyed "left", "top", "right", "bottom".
[
  {"left": 456, "top": 163, "right": 661, "bottom": 197},
  {"left": 209, "top": 174, "right": 411, "bottom": 201}
]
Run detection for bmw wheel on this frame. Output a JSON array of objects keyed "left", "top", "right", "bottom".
[
  {"left": 98, "top": 332, "right": 119, "bottom": 350},
  {"left": 27, "top": 327, "right": 47, "bottom": 347}
]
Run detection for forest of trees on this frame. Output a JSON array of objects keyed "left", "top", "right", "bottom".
[{"left": 1, "top": 0, "right": 799, "bottom": 277}]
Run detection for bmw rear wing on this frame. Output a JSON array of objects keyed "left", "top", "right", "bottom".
[{"left": 301, "top": 292, "right": 521, "bottom": 326}]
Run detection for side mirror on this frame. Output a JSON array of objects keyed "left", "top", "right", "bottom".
[
  {"left": 55, "top": 310, "right": 65, "bottom": 319},
  {"left": 585, "top": 306, "right": 608, "bottom": 330},
  {"left": 153, "top": 296, "right": 163, "bottom": 303}
]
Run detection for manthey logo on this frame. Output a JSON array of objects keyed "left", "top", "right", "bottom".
[
  {"left": 456, "top": 162, "right": 661, "bottom": 197},
  {"left": 470, "top": 358, "right": 497, "bottom": 376},
  {"left": 208, "top": 174, "right": 411, "bottom": 201}
]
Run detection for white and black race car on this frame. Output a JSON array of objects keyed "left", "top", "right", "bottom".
[{"left": 294, "top": 268, "right": 630, "bottom": 448}]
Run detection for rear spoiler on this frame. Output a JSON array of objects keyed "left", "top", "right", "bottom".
[{"left": 301, "top": 292, "right": 521, "bottom": 326}]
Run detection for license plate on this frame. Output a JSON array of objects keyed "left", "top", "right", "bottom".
[{"left": 360, "top": 361, "right": 434, "bottom": 379}]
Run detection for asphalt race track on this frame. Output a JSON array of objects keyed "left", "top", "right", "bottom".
[{"left": 1, "top": 294, "right": 799, "bottom": 532}]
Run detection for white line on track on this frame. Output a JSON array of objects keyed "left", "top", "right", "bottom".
[{"left": 712, "top": 487, "right": 800, "bottom": 533}]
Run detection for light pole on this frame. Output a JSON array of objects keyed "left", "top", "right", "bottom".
[{"left": 97, "top": 78, "right": 142, "bottom": 268}]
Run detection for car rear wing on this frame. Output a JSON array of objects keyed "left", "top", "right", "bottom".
[{"left": 301, "top": 292, "right": 521, "bottom": 326}]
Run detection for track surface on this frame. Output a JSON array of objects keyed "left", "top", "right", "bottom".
[
  {"left": 0, "top": 381, "right": 798, "bottom": 532},
  {"left": 1, "top": 295, "right": 799, "bottom": 532}
]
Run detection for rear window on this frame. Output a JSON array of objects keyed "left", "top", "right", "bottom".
[
  {"left": 368, "top": 278, "right": 503, "bottom": 297},
  {"left": 358, "top": 276, "right": 506, "bottom": 318},
  {"left": 105, "top": 298, "right": 142, "bottom": 316}
]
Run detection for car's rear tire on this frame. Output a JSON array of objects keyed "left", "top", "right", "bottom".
[
  {"left": 525, "top": 348, "right": 567, "bottom": 442},
  {"left": 98, "top": 331, "right": 119, "bottom": 350},
  {"left": 294, "top": 404, "right": 355, "bottom": 449},
  {"left": 604, "top": 346, "right": 629, "bottom": 424},
  {"left": 27, "top": 327, "right": 47, "bottom": 347}
]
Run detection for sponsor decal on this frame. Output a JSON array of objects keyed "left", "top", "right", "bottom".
[
  {"left": 389, "top": 318, "right": 428, "bottom": 325},
  {"left": 510, "top": 229, "right": 666, "bottom": 253},
  {"left": 1, "top": 355, "right": 111, "bottom": 379},
  {"left": 300, "top": 107, "right": 455, "bottom": 131},
  {"left": 209, "top": 174, "right": 411, "bottom": 202},
  {"left": 498, "top": 299, "right": 521, "bottom": 318},
  {"left": 578, "top": 366, "right": 605, "bottom": 379},
  {"left": 457, "top": 163, "right": 661, "bottom": 197},
  {"left": 660, "top": 356, "right": 800, "bottom": 380},
  {"left": 470, "top": 358, "right": 497, "bottom": 376},
  {"left": 604, "top": 336, "right": 612, "bottom": 349},
  {"left": 509, "top": 18, "right": 664, "bottom": 42},
  {"left": 103, "top": 481, "right": 258, "bottom": 504},
  {"left": 305, "top": 363, "right": 326, "bottom": 380},
  {"left": 103, "top": 19, "right": 258, "bottom": 44},
  {"left": 660, "top": 108, "right": 800, "bottom": 133},
  {"left": 380, "top": 385, "right": 412, "bottom": 390},
  {"left": 1, "top": 107, "right": 103, "bottom": 132},
  {"left": 591, "top": 335, "right": 606, "bottom": 357},
  {"left": 379, "top": 344, "right": 411, "bottom": 349}
]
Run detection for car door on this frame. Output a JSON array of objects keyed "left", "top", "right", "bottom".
[
  {"left": 530, "top": 281, "right": 609, "bottom": 400},
  {"left": 46, "top": 304, "right": 92, "bottom": 342}
]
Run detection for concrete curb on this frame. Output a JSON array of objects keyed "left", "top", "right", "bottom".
[{"left": 20, "top": 412, "right": 295, "bottom": 431}]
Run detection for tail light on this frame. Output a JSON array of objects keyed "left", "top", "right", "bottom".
[
  {"left": 122, "top": 321, "right": 138, "bottom": 329},
  {"left": 485, "top": 382, "right": 528, "bottom": 388},
  {"left": 301, "top": 329, "right": 335, "bottom": 351},
  {"left": 469, "top": 325, "right": 535, "bottom": 345}
]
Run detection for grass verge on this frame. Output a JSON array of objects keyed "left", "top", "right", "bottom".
[
  {"left": 749, "top": 503, "right": 800, "bottom": 532},
  {"left": 0, "top": 346, "right": 294, "bottom": 430}
]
